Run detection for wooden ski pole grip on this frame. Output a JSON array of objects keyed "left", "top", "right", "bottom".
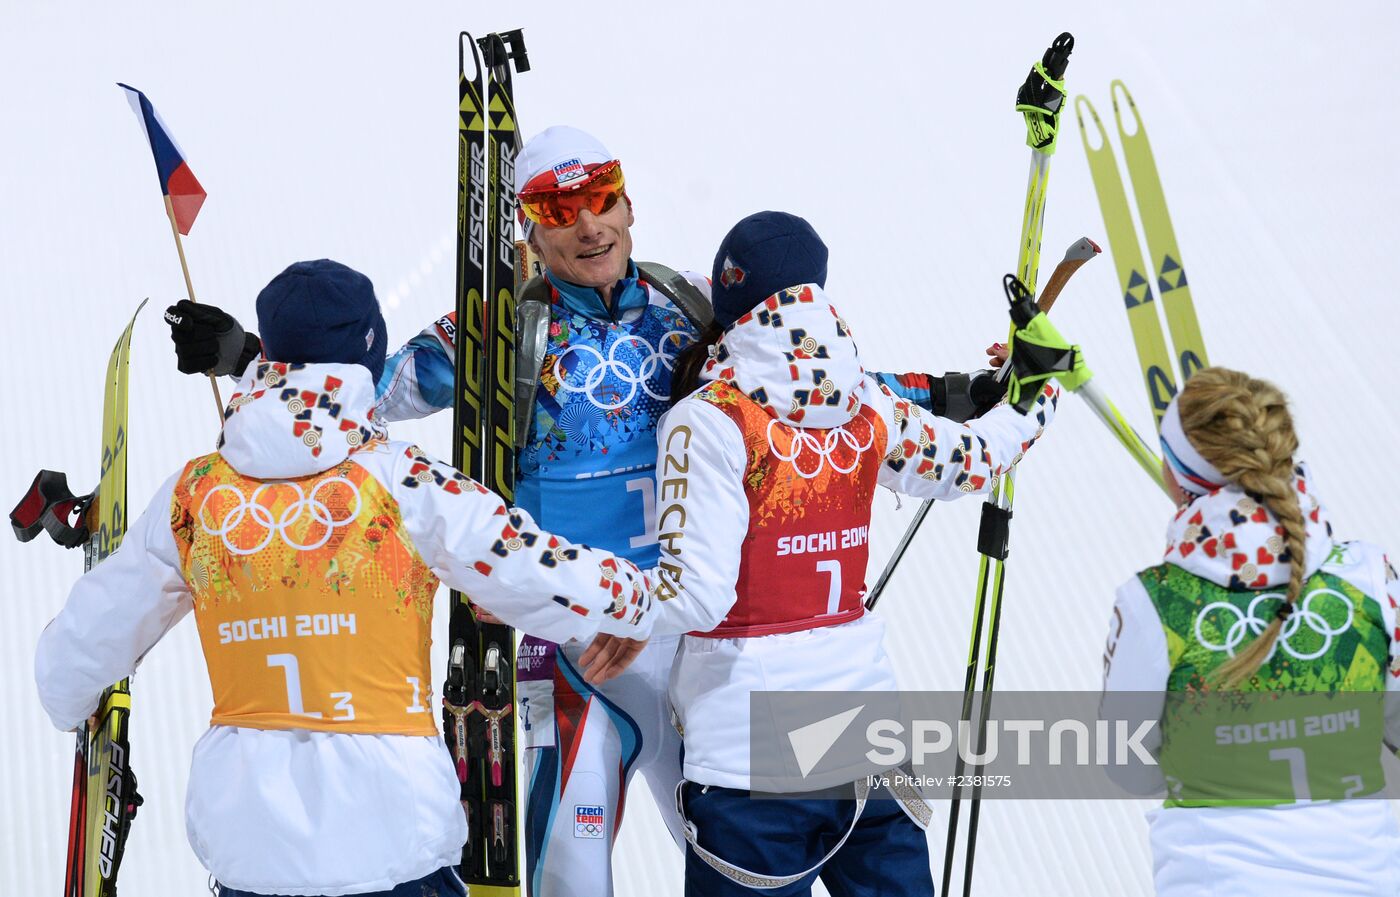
[
  {"left": 993, "top": 236, "right": 1100, "bottom": 378},
  {"left": 1036, "top": 235, "right": 1101, "bottom": 313}
]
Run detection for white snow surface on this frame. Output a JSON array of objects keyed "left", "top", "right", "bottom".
[{"left": 3, "top": 3, "right": 1398, "bottom": 895}]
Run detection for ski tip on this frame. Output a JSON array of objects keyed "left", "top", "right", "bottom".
[
  {"left": 459, "top": 32, "right": 482, "bottom": 80},
  {"left": 1074, "top": 95, "right": 1104, "bottom": 140},
  {"left": 1109, "top": 80, "right": 1141, "bottom": 133}
]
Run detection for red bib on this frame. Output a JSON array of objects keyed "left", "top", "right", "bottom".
[{"left": 696, "top": 381, "right": 886, "bottom": 637}]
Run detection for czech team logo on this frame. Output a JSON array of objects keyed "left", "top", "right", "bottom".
[
  {"left": 574, "top": 804, "right": 605, "bottom": 839},
  {"left": 552, "top": 158, "right": 587, "bottom": 186}
]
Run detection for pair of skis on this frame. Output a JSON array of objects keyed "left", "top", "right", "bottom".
[
  {"left": 1077, "top": 82, "right": 1209, "bottom": 423},
  {"left": 11, "top": 301, "right": 149, "bottom": 897},
  {"left": 443, "top": 29, "right": 529, "bottom": 896}
]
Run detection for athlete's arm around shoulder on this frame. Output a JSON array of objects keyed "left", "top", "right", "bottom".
[
  {"left": 357, "top": 441, "right": 653, "bottom": 644},
  {"left": 376, "top": 315, "right": 457, "bottom": 423},
  {"left": 648, "top": 392, "right": 749, "bottom": 637},
  {"left": 865, "top": 375, "right": 1058, "bottom": 502},
  {"left": 35, "top": 471, "right": 194, "bottom": 732}
]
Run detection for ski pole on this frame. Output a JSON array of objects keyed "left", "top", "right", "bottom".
[
  {"left": 946, "top": 33, "right": 1073, "bottom": 897},
  {"left": 1077, "top": 379, "right": 1167, "bottom": 492},
  {"left": 865, "top": 235, "right": 1096, "bottom": 612}
]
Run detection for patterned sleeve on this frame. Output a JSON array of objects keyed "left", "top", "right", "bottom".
[
  {"left": 383, "top": 443, "right": 653, "bottom": 643},
  {"left": 868, "top": 376, "right": 1057, "bottom": 501},
  {"left": 870, "top": 371, "right": 934, "bottom": 412},
  {"left": 375, "top": 314, "right": 457, "bottom": 422}
]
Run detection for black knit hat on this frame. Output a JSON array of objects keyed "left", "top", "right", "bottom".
[
  {"left": 711, "top": 211, "right": 829, "bottom": 328},
  {"left": 256, "top": 259, "right": 388, "bottom": 384}
]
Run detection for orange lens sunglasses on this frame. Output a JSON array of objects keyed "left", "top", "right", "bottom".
[{"left": 519, "top": 160, "right": 626, "bottom": 229}]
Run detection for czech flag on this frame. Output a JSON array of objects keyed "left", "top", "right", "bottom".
[{"left": 118, "top": 83, "right": 207, "bottom": 235}]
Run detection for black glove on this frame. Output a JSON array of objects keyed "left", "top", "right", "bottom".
[
  {"left": 164, "top": 300, "right": 261, "bottom": 376},
  {"left": 930, "top": 370, "right": 1005, "bottom": 423}
]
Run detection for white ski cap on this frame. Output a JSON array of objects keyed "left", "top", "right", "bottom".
[
  {"left": 515, "top": 126, "right": 614, "bottom": 238},
  {"left": 515, "top": 125, "right": 613, "bottom": 196}
]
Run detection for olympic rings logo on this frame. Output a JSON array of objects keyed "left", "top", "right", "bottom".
[
  {"left": 767, "top": 416, "right": 874, "bottom": 480},
  {"left": 198, "top": 478, "right": 362, "bottom": 555},
  {"left": 1194, "top": 588, "right": 1355, "bottom": 661},
  {"left": 552, "top": 330, "right": 689, "bottom": 411}
]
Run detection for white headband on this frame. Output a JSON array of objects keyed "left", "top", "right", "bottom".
[{"left": 1159, "top": 394, "right": 1227, "bottom": 496}]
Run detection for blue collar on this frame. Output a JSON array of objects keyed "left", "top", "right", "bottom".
[{"left": 546, "top": 261, "right": 648, "bottom": 321}]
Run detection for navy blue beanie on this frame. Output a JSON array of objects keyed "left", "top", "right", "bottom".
[
  {"left": 256, "top": 259, "right": 388, "bottom": 385},
  {"left": 711, "top": 211, "right": 829, "bottom": 328}
]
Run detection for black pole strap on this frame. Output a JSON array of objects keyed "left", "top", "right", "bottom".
[{"left": 11, "top": 470, "right": 92, "bottom": 549}]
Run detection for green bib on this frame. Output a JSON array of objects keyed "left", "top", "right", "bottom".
[{"left": 1139, "top": 561, "right": 1389, "bottom": 806}]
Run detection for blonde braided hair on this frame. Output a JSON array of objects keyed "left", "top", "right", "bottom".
[{"left": 1176, "top": 367, "right": 1306, "bottom": 688}]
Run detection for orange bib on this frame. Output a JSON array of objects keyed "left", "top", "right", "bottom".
[{"left": 170, "top": 453, "right": 439, "bottom": 735}]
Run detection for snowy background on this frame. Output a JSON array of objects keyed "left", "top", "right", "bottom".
[{"left": 4, "top": 2, "right": 1399, "bottom": 895}]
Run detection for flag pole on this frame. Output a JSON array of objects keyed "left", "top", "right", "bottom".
[{"left": 162, "top": 195, "right": 225, "bottom": 421}]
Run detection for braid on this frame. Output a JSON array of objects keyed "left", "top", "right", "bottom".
[{"left": 1176, "top": 368, "right": 1304, "bottom": 688}]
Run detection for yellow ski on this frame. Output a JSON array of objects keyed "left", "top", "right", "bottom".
[
  {"left": 1076, "top": 94, "right": 1178, "bottom": 427},
  {"left": 1111, "top": 80, "right": 1209, "bottom": 381}
]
